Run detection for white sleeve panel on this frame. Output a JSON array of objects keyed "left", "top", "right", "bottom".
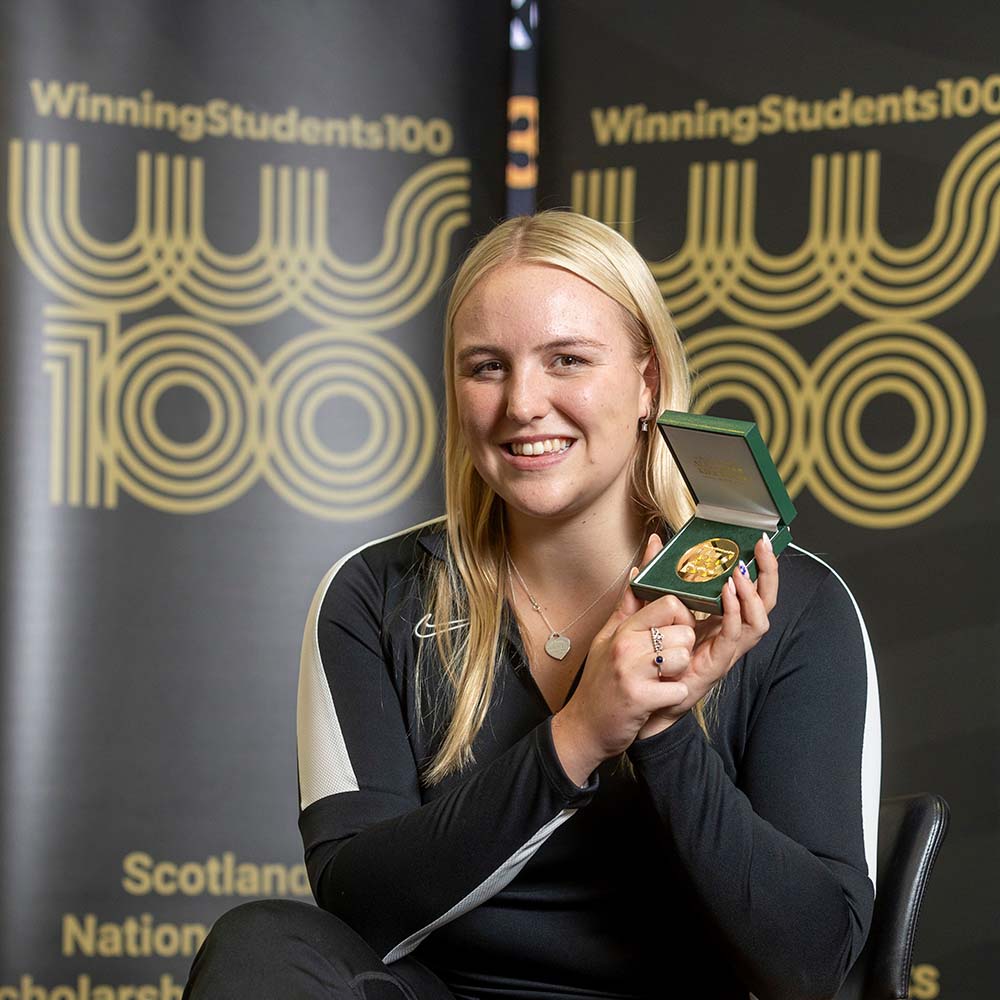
[
  {"left": 791, "top": 544, "right": 882, "bottom": 889},
  {"left": 297, "top": 555, "right": 360, "bottom": 810},
  {"left": 297, "top": 518, "right": 444, "bottom": 811}
]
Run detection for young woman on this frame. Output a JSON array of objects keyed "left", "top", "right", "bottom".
[{"left": 185, "top": 212, "right": 880, "bottom": 1000}]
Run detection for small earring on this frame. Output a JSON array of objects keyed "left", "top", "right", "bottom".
[{"left": 640, "top": 413, "right": 649, "bottom": 433}]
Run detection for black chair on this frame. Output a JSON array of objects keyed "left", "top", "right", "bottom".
[{"left": 835, "top": 793, "right": 950, "bottom": 1000}]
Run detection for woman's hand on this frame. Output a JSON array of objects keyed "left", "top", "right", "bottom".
[
  {"left": 636, "top": 531, "right": 779, "bottom": 740},
  {"left": 551, "top": 539, "right": 697, "bottom": 784},
  {"left": 551, "top": 532, "right": 780, "bottom": 784}
]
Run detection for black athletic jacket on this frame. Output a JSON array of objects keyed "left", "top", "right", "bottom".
[{"left": 296, "top": 519, "right": 879, "bottom": 1000}]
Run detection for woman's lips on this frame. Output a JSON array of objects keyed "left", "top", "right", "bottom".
[
  {"left": 499, "top": 438, "right": 575, "bottom": 470},
  {"left": 507, "top": 436, "right": 573, "bottom": 456}
]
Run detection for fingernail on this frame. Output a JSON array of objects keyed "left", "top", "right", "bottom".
[
  {"left": 739, "top": 560, "right": 748, "bottom": 576},
  {"left": 727, "top": 577, "right": 736, "bottom": 594},
  {"left": 761, "top": 532, "right": 772, "bottom": 551},
  {"left": 629, "top": 566, "right": 639, "bottom": 581}
]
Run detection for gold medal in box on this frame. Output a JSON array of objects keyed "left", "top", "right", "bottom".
[{"left": 631, "top": 410, "right": 797, "bottom": 614}]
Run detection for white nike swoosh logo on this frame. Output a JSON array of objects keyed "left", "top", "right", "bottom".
[{"left": 414, "top": 613, "right": 469, "bottom": 638}]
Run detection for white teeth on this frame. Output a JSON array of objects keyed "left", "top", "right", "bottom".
[{"left": 509, "top": 438, "right": 571, "bottom": 456}]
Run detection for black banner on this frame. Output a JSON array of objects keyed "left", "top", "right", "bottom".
[
  {"left": 538, "top": 4, "right": 996, "bottom": 998},
  {"left": 0, "top": 0, "right": 506, "bottom": 990}
]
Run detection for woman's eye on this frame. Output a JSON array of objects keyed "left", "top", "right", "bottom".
[
  {"left": 555, "top": 355, "right": 585, "bottom": 368},
  {"left": 471, "top": 360, "right": 504, "bottom": 376}
]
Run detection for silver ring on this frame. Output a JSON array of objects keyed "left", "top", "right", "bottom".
[{"left": 651, "top": 626, "right": 664, "bottom": 675}]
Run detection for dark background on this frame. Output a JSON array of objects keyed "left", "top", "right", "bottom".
[
  {"left": 539, "top": 4, "right": 997, "bottom": 997},
  {"left": 0, "top": 0, "right": 507, "bottom": 982}
]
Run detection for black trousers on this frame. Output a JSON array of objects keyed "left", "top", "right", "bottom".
[{"left": 183, "top": 899, "right": 457, "bottom": 1000}]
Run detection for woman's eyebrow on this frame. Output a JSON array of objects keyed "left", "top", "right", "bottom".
[
  {"left": 456, "top": 336, "right": 608, "bottom": 364},
  {"left": 456, "top": 344, "right": 505, "bottom": 364},
  {"left": 539, "top": 336, "right": 608, "bottom": 352}
]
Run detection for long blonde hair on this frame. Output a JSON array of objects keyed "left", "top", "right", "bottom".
[{"left": 422, "top": 211, "right": 694, "bottom": 784}]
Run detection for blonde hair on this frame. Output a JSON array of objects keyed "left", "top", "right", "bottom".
[{"left": 422, "top": 211, "right": 694, "bottom": 784}]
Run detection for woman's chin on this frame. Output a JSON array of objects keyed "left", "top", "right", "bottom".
[{"left": 496, "top": 489, "right": 588, "bottom": 524}]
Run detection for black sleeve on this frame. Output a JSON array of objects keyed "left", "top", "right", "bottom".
[
  {"left": 627, "top": 568, "right": 877, "bottom": 1000},
  {"left": 295, "top": 550, "right": 597, "bottom": 963}
]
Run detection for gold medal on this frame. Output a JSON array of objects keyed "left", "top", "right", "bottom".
[{"left": 675, "top": 537, "right": 740, "bottom": 583}]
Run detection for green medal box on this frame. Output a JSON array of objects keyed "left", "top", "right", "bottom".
[{"left": 631, "top": 410, "right": 797, "bottom": 614}]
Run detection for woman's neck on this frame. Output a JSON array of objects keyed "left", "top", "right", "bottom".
[{"left": 504, "top": 503, "right": 650, "bottom": 602}]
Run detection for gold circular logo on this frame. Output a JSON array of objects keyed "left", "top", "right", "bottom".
[{"left": 675, "top": 537, "right": 740, "bottom": 583}]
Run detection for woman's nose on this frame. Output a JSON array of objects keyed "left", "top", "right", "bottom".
[{"left": 505, "top": 367, "right": 550, "bottom": 424}]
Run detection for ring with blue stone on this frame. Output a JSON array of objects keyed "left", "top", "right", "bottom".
[{"left": 650, "top": 626, "right": 665, "bottom": 676}]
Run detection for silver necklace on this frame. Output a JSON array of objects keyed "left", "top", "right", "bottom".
[{"left": 506, "top": 537, "right": 646, "bottom": 661}]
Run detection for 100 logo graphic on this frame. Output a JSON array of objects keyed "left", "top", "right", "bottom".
[
  {"left": 9, "top": 135, "right": 990, "bottom": 525},
  {"left": 686, "top": 323, "right": 985, "bottom": 529},
  {"left": 43, "top": 311, "right": 436, "bottom": 520},
  {"left": 6, "top": 140, "right": 466, "bottom": 520}
]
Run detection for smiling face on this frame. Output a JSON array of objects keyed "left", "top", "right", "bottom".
[{"left": 451, "top": 262, "right": 654, "bottom": 527}]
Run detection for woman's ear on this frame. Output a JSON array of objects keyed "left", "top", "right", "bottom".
[{"left": 639, "top": 351, "right": 660, "bottom": 413}]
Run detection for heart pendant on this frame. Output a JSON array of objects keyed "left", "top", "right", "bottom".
[{"left": 545, "top": 634, "right": 571, "bottom": 660}]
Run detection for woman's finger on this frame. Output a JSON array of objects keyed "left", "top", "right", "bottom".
[
  {"left": 630, "top": 621, "right": 694, "bottom": 679},
  {"left": 607, "top": 532, "right": 666, "bottom": 633},
  {"left": 627, "top": 592, "right": 697, "bottom": 633},
  {"left": 732, "top": 559, "right": 769, "bottom": 637},
  {"left": 643, "top": 532, "right": 664, "bottom": 562},
  {"left": 754, "top": 533, "right": 780, "bottom": 612},
  {"left": 653, "top": 642, "right": 693, "bottom": 678},
  {"left": 647, "top": 678, "right": 689, "bottom": 710},
  {"left": 718, "top": 574, "right": 743, "bottom": 647},
  {"left": 684, "top": 574, "right": 742, "bottom": 687},
  {"left": 664, "top": 622, "right": 697, "bottom": 649}
]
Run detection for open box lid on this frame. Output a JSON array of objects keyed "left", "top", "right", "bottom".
[{"left": 657, "top": 410, "right": 797, "bottom": 530}]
